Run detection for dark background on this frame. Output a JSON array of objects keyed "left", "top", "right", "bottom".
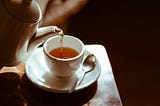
[{"left": 68, "top": 0, "right": 160, "bottom": 105}]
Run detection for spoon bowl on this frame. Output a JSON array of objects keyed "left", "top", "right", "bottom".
[
  {"left": 69, "top": 54, "right": 96, "bottom": 93},
  {"left": 83, "top": 54, "right": 96, "bottom": 73}
]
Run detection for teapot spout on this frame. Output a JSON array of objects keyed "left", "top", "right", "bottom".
[
  {"left": 28, "top": 26, "right": 63, "bottom": 54},
  {"left": 34, "top": 26, "right": 63, "bottom": 38}
]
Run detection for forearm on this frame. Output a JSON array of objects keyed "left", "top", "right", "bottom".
[
  {"left": 35, "top": 0, "right": 50, "bottom": 14},
  {"left": 40, "top": 0, "right": 89, "bottom": 26}
]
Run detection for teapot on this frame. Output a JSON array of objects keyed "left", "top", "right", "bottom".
[{"left": 0, "top": 0, "right": 63, "bottom": 68}]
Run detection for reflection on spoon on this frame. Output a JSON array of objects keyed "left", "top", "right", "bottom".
[{"left": 69, "top": 54, "right": 96, "bottom": 93}]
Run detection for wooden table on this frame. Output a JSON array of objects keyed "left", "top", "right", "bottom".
[{"left": 0, "top": 44, "right": 122, "bottom": 106}]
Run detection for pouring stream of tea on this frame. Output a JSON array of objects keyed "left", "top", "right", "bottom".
[
  {"left": 59, "top": 30, "right": 64, "bottom": 54},
  {"left": 54, "top": 27, "right": 64, "bottom": 54},
  {"left": 69, "top": 54, "right": 97, "bottom": 93}
]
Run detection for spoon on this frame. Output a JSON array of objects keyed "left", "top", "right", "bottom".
[{"left": 69, "top": 54, "right": 96, "bottom": 93}]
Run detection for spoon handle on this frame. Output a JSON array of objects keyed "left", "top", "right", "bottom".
[
  {"left": 68, "top": 77, "right": 78, "bottom": 93},
  {"left": 77, "top": 72, "right": 86, "bottom": 86},
  {"left": 68, "top": 72, "right": 86, "bottom": 93}
]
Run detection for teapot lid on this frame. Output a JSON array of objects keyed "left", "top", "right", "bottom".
[{"left": 4, "top": 0, "right": 41, "bottom": 23}]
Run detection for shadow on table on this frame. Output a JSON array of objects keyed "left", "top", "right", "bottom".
[
  {"left": 0, "top": 73, "right": 97, "bottom": 106},
  {"left": 21, "top": 74, "right": 97, "bottom": 106},
  {"left": 0, "top": 72, "right": 24, "bottom": 106}
]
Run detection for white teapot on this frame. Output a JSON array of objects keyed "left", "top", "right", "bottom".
[{"left": 0, "top": 0, "right": 63, "bottom": 68}]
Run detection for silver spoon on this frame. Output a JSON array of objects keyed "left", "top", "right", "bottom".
[{"left": 69, "top": 54, "right": 96, "bottom": 93}]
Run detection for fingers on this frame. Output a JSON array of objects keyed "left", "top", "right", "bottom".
[{"left": 40, "top": 0, "right": 89, "bottom": 26}]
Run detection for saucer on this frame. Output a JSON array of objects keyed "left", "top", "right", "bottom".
[{"left": 25, "top": 48, "right": 101, "bottom": 93}]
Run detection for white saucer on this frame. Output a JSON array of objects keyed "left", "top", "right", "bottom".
[{"left": 25, "top": 47, "right": 101, "bottom": 93}]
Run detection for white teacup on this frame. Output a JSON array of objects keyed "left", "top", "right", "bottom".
[{"left": 43, "top": 35, "right": 85, "bottom": 77}]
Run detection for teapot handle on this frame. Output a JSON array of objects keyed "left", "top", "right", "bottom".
[{"left": 27, "top": 25, "right": 63, "bottom": 54}]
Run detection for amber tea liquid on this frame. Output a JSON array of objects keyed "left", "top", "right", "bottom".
[
  {"left": 49, "top": 33, "right": 79, "bottom": 59},
  {"left": 49, "top": 47, "right": 79, "bottom": 59}
]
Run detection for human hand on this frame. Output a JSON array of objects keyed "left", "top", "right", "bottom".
[{"left": 36, "top": 0, "right": 89, "bottom": 26}]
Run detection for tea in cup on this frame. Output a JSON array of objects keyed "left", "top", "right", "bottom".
[{"left": 43, "top": 35, "right": 85, "bottom": 77}]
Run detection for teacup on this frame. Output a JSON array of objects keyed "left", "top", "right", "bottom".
[{"left": 43, "top": 35, "right": 85, "bottom": 77}]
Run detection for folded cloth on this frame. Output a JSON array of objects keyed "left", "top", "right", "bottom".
[{"left": 0, "top": 63, "right": 25, "bottom": 78}]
